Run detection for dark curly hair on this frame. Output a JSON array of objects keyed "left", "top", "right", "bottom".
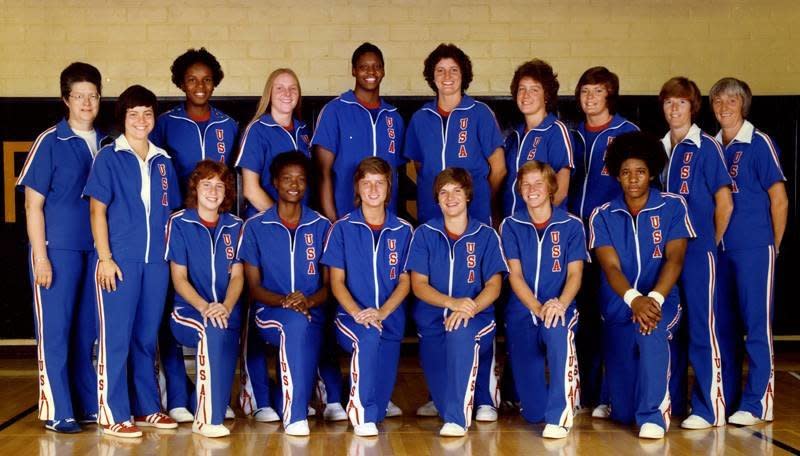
[
  {"left": 269, "top": 151, "right": 311, "bottom": 188},
  {"left": 604, "top": 131, "right": 666, "bottom": 179},
  {"left": 510, "top": 59, "right": 560, "bottom": 113},
  {"left": 170, "top": 47, "right": 224, "bottom": 89},
  {"left": 423, "top": 43, "right": 473, "bottom": 94},
  {"left": 575, "top": 66, "right": 620, "bottom": 115},
  {"left": 351, "top": 42, "right": 384, "bottom": 68},
  {"left": 185, "top": 160, "right": 236, "bottom": 212},
  {"left": 60, "top": 62, "right": 102, "bottom": 100},
  {"left": 115, "top": 85, "right": 157, "bottom": 133}
]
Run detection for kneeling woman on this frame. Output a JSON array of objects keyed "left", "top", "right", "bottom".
[
  {"left": 406, "top": 168, "right": 507, "bottom": 437},
  {"left": 588, "top": 132, "right": 692, "bottom": 439},
  {"left": 85, "top": 85, "right": 182, "bottom": 437},
  {"left": 237, "top": 151, "right": 331, "bottom": 436},
  {"left": 166, "top": 160, "right": 243, "bottom": 437},
  {"left": 321, "top": 157, "right": 413, "bottom": 436},
  {"left": 500, "top": 161, "right": 587, "bottom": 439}
]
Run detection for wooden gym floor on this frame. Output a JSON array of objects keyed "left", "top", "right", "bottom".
[{"left": 1, "top": 351, "right": 799, "bottom": 455}]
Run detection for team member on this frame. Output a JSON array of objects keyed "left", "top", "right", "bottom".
[
  {"left": 710, "top": 77, "right": 788, "bottom": 426},
  {"left": 658, "top": 77, "right": 733, "bottom": 428},
  {"left": 503, "top": 59, "right": 573, "bottom": 216},
  {"left": 166, "top": 160, "right": 243, "bottom": 437},
  {"left": 500, "top": 161, "right": 586, "bottom": 439},
  {"left": 589, "top": 131, "right": 692, "bottom": 439},
  {"left": 236, "top": 68, "right": 315, "bottom": 423},
  {"left": 567, "top": 67, "right": 639, "bottom": 416},
  {"left": 85, "top": 85, "right": 182, "bottom": 437},
  {"left": 236, "top": 68, "right": 311, "bottom": 216},
  {"left": 151, "top": 47, "right": 238, "bottom": 193},
  {"left": 405, "top": 43, "right": 506, "bottom": 225},
  {"left": 150, "top": 47, "right": 238, "bottom": 424},
  {"left": 237, "top": 151, "right": 332, "bottom": 436},
  {"left": 405, "top": 168, "right": 507, "bottom": 437},
  {"left": 322, "top": 157, "right": 413, "bottom": 436},
  {"left": 17, "top": 62, "right": 108, "bottom": 433},
  {"left": 313, "top": 42, "right": 406, "bottom": 220}
]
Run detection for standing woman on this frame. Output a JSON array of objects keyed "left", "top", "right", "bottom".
[
  {"left": 710, "top": 77, "right": 788, "bottom": 426},
  {"left": 405, "top": 43, "right": 506, "bottom": 225},
  {"left": 503, "top": 59, "right": 574, "bottom": 217},
  {"left": 322, "top": 157, "right": 413, "bottom": 436},
  {"left": 500, "top": 161, "right": 587, "bottom": 439},
  {"left": 589, "top": 132, "right": 692, "bottom": 439},
  {"left": 658, "top": 77, "right": 733, "bottom": 429},
  {"left": 236, "top": 68, "right": 311, "bottom": 217},
  {"left": 237, "top": 151, "right": 331, "bottom": 436},
  {"left": 405, "top": 168, "right": 507, "bottom": 437},
  {"left": 84, "top": 85, "right": 182, "bottom": 437},
  {"left": 566, "top": 67, "right": 639, "bottom": 416},
  {"left": 151, "top": 47, "right": 238, "bottom": 193},
  {"left": 17, "top": 62, "right": 108, "bottom": 433},
  {"left": 313, "top": 42, "right": 406, "bottom": 221},
  {"left": 151, "top": 47, "right": 238, "bottom": 424},
  {"left": 166, "top": 160, "right": 243, "bottom": 437}
]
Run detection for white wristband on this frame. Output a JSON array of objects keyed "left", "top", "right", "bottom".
[
  {"left": 623, "top": 289, "right": 642, "bottom": 307},
  {"left": 647, "top": 291, "right": 665, "bottom": 307}
]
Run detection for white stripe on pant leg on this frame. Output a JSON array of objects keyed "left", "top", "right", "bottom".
[
  {"left": 172, "top": 310, "right": 211, "bottom": 424},
  {"left": 462, "top": 321, "right": 495, "bottom": 428},
  {"left": 706, "top": 252, "right": 726, "bottom": 425},
  {"left": 558, "top": 312, "right": 580, "bottom": 428},
  {"left": 659, "top": 336, "right": 672, "bottom": 431},
  {"left": 238, "top": 306, "right": 257, "bottom": 415},
  {"left": 760, "top": 246, "right": 776, "bottom": 420},
  {"left": 32, "top": 251, "right": 55, "bottom": 420},
  {"left": 256, "top": 318, "right": 293, "bottom": 426},
  {"left": 94, "top": 260, "right": 114, "bottom": 426},
  {"left": 336, "top": 319, "right": 364, "bottom": 426},
  {"left": 488, "top": 339, "right": 500, "bottom": 407}
]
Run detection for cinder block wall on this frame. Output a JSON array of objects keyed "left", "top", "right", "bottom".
[{"left": 1, "top": 0, "right": 798, "bottom": 97}]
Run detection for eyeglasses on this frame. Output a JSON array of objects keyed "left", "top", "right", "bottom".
[{"left": 69, "top": 93, "right": 100, "bottom": 103}]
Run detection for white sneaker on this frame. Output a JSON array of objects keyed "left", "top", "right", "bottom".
[
  {"left": 285, "top": 419, "right": 310, "bottom": 436},
  {"left": 681, "top": 414, "right": 712, "bottom": 429},
  {"left": 638, "top": 422, "right": 665, "bottom": 439},
  {"left": 323, "top": 403, "right": 347, "bottom": 421},
  {"left": 416, "top": 400, "right": 438, "bottom": 417},
  {"left": 474, "top": 405, "right": 498, "bottom": 422},
  {"left": 728, "top": 410, "right": 762, "bottom": 426},
  {"left": 542, "top": 424, "right": 569, "bottom": 439},
  {"left": 308, "top": 406, "right": 317, "bottom": 417},
  {"left": 439, "top": 422, "right": 466, "bottom": 437},
  {"left": 385, "top": 400, "right": 402, "bottom": 417},
  {"left": 353, "top": 422, "right": 379, "bottom": 436},
  {"left": 225, "top": 406, "right": 235, "bottom": 420},
  {"left": 253, "top": 407, "right": 280, "bottom": 423},
  {"left": 192, "top": 421, "right": 230, "bottom": 438},
  {"left": 592, "top": 404, "right": 611, "bottom": 419},
  {"left": 168, "top": 407, "right": 194, "bottom": 423}
]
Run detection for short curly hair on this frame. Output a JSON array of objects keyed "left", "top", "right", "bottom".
[
  {"left": 184, "top": 160, "right": 236, "bottom": 213},
  {"left": 659, "top": 77, "right": 702, "bottom": 121},
  {"left": 510, "top": 59, "right": 560, "bottom": 113},
  {"left": 604, "top": 131, "right": 666, "bottom": 179},
  {"left": 575, "top": 66, "right": 620, "bottom": 115},
  {"left": 170, "top": 47, "right": 224, "bottom": 89},
  {"left": 269, "top": 151, "right": 311, "bottom": 188},
  {"left": 423, "top": 43, "right": 473, "bottom": 94}
]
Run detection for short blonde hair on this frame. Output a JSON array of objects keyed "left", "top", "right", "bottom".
[{"left": 515, "top": 161, "right": 558, "bottom": 202}]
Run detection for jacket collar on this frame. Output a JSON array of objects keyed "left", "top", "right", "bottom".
[
  {"left": 345, "top": 207, "right": 404, "bottom": 230},
  {"left": 715, "top": 119, "right": 754, "bottom": 145},
  {"left": 510, "top": 206, "right": 571, "bottom": 227},
  {"left": 180, "top": 208, "right": 239, "bottom": 227},
  {"left": 168, "top": 103, "right": 230, "bottom": 123},
  {"left": 425, "top": 215, "right": 484, "bottom": 239},
  {"left": 515, "top": 112, "right": 557, "bottom": 136},
  {"left": 423, "top": 93, "right": 477, "bottom": 113},
  {"left": 261, "top": 204, "right": 322, "bottom": 227},
  {"left": 661, "top": 123, "right": 702, "bottom": 154},
  {"left": 608, "top": 189, "right": 664, "bottom": 214},
  {"left": 339, "top": 90, "right": 397, "bottom": 112},
  {"left": 55, "top": 118, "right": 109, "bottom": 145},
  {"left": 258, "top": 113, "right": 307, "bottom": 130},
  {"left": 114, "top": 134, "right": 170, "bottom": 159}
]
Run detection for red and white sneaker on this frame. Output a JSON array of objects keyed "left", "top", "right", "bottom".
[
  {"left": 134, "top": 412, "right": 178, "bottom": 429},
  {"left": 102, "top": 420, "right": 143, "bottom": 438}
]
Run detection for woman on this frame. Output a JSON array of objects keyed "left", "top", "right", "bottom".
[
  {"left": 709, "top": 77, "right": 788, "bottom": 426},
  {"left": 84, "top": 85, "right": 182, "bottom": 437},
  {"left": 589, "top": 131, "right": 691, "bottom": 439},
  {"left": 151, "top": 47, "right": 238, "bottom": 424},
  {"left": 17, "top": 62, "right": 108, "bottom": 433},
  {"left": 166, "top": 160, "right": 243, "bottom": 437},
  {"left": 503, "top": 59, "right": 573, "bottom": 217},
  {"left": 566, "top": 66, "right": 639, "bottom": 416},
  {"left": 236, "top": 68, "right": 311, "bottom": 217},
  {"left": 313, "top": 42, "right": 406, "bottom": 221},
  {"left": 405, "top": 43, "right": 506, "bottom": 226},
  {"left": 322, "top": 157, "right": 413, "bottom": 436},
  {"left": 406, "top": 168, "right": 507, "bottom": 437},
  {"left": 237, "top": 151, "right": 331, "bottom": 436},
  {"left": 500, "top": 161, "right": 586, "bottom": 439},
  {"left": 658, "top": 77, "right": 733, "bottom": 429}
]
